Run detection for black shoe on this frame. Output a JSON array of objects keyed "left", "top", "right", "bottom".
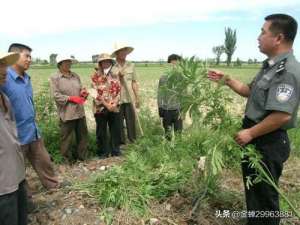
[
  {"left": 112, "top": 151, "right": 121, "bottom": 157},
  {"left": 97, "top": 153, "right": 108, "bottom": 159},
  {"left": 63, "top": 157, "right": 75, "bottom": 165}
]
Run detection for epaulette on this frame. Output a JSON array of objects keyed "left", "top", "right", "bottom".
[{"left": 276, "top": 58, "right": 287, "bottom": 74}]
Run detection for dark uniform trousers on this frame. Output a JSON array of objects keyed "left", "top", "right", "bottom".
[
  {"left": 242, "top": 117, "right": 290, "bottom": 225},
  {"left": 120, "top": 103, "right": 136, "bottom": 143},
  {"left": 60, "top": 117, "right": 88, "bottom": 161},
  {"left": 95, "top": 110, "right": 121, "bottom": 157},
  {"left": 0, "top": 180, "right": 27, "bottom": 225},
  {"left": 161, "top": 109, "right": 183, "bottom": 140}
]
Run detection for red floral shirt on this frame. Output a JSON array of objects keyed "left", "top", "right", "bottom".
[{"left": 91, "top": 71, "right": 121, "bottom": 113}]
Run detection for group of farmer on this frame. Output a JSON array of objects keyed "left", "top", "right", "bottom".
[
  {"left": 50, "top": 44, "right": 140, "bottom": 162},
  {"left": 50, "top": 46, "right": 184, "bottom": 163},
  {"left": 0, "top": 13, "right": 300, "bottom": 225}
]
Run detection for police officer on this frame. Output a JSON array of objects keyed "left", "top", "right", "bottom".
[{"left": 208, "top": 14, "right": 299, "bottom": 225}]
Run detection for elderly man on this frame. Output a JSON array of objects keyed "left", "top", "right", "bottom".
[
  {"left": 50, "top": 55, "right": 88, "bottom": 163},
  {"left": 0, "top": 43, "right": 59, "bottom": 199},
  {"left": 0, "top": 51, "right": 27, "bottom": 225},
  {"left": 111, "top": 44, "right": 140, "bottom": 143}
]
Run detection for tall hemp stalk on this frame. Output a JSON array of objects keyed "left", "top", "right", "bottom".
[
  {"left": 243, "top": 146, "right": 300, "bottom": 219},
  {"left": 165, "top": 57, "right": 299, "bottom": 219}
]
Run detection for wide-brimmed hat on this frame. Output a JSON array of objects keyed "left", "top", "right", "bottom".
[
  {"left": 97, "top": 53, "right": 114, "bottom": 63},
  {"left": 56, "top": 55, "right": 75, "bottom": 65},
  {"left": 0, "top": 52, "right": 20, "bottom": 65},
  {"left": 111, "top": 43, "right": 134, "bottom": 58}
]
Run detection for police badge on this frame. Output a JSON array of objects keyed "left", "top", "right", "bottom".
[{"left": 276, "top": 83, "right": 294, "bottom": 102}]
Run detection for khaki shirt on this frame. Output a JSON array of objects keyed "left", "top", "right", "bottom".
[
  {"left": 245, "top": 51, "right": 300, "bottom": 129},
  {"left": 50, "top": 71, "right": 85, "bottom": 122},
  {"left": 0, "top": 92, "right": 25, "bottom": 196},
  {"left": 111, "top": 61, "right": 137, "bottom": 104}
]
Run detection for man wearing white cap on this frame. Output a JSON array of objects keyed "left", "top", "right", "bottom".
[
  {"left": 0, "top": 43, "right": 59, "bottom": 198},
  {"left": 50, "top": 55, "right": 88, "bottom": 163},
  {"left": 111, "top": 44, "right": 140, "bottom": 143},
  {"left": 0, "top": 52, "right": 27, "bottom": 225}
]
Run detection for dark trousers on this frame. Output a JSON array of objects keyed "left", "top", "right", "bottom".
[
  {"left": 162, "top": 109, "right": 183, "bottom": 140},
  {"left": 0, "top": 180, "right": 27, "bottom": 225},
  {"left": 120, "top": 103, "right": 136, "bottom": 143},
  {"left": 95, "top": 111, "right": 121, "bottom": 157},
  {"left": 242, "top": 117, "right": 290, "bottom": 225},
  {"left": 60, "top": 117, "right": 88, "bottom": 161}
]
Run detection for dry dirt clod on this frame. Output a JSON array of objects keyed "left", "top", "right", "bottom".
[
  {"left": 149, "top": 218, "right": 160, "bottom": 225},
  {"left": 64, "top": 208, "right": 73, "bottom": 214},
  {"left": 100, "top": 166, "right": 106, "bottom": 171},
  {"left": 166, "top": 203, "right": 171, "bottom": 211}
]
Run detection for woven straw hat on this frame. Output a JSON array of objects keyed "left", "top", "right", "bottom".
[
  {"left": 111, "top": 43, "right": 134, "bottom": 58},
  {"left": 56, "top": 55, "right": 75, "bottom": 64},
  {"left": 97, "top": 53, "right": 114, "bottom": 63},
  {"left": 0, "top": 52, "right": 20, "bottom": 65}
]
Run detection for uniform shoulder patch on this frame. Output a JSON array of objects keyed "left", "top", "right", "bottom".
[
  {"left": 276, "top": 58, "right": 287, "bottom": 74},
  {"left": 276, "top": 83, "right": 294, "bottom": 102}
]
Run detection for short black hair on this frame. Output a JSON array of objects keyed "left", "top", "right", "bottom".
[
  {"left": 167, "top": 54, "right": 182, "bottom": 63},
  {"left": 8, "top": 43, "right": 32, "bottom": 53},
  {"left": 265, "top": 14, "right": 298, "bottom": 43},
  {"left": 57, "top": 62, "right": 62, "bottom": 68}
]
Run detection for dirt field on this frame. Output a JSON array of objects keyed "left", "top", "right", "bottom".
[{"left": 26, "top": 154, "right": 300, "bottom": 225}]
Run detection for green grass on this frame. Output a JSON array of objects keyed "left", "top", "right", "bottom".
[
  {"left": 29, "top": 64, "right": 258, "bottom": 94},
  {"left": 215, "top": 67, "right": 258, "bottom": 83}
]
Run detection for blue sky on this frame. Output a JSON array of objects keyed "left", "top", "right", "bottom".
[{"left": 0, "top": 0, "right": 300, "bottom": 62}]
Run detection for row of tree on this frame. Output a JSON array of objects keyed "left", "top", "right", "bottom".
[
  {"left": 212, "top": 27, "right": 237, "bottom": 66},
  {"left": 35, "top": 28, "right": 250, "bottom": 66}
]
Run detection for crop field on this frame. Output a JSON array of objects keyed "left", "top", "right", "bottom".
[
  {"left": 29, "top": 64, "right": 258, "bottom": 122},
  {"left": 26, "top": 63, "right": 300, "bottom": 225}
]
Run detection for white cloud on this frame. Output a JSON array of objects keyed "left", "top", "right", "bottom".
[
  {"left": 1, "top": 0, "right": 299, "bottom": 61},
  {"left": 0, "top": 0, "right": 299, "bottom": 36}
]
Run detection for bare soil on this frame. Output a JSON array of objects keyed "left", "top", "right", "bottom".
[{"left": 27, "top": 155, "right": 300, "bottom": 225}]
